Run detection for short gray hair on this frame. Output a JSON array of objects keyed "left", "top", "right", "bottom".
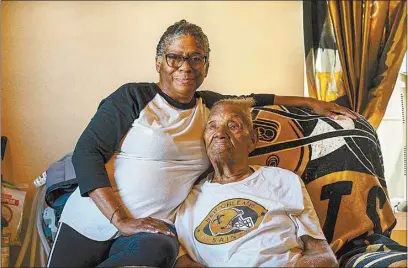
[
  {"left": 156, "top": 20, "right": 211, "bottom": 59},
  {"left": 210, "top": 98, "right": 255, "bottom": 130}
]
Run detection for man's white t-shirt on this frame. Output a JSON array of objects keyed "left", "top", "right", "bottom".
[{"left": 175, "top": 166, "right": 326, "bottom": 267}]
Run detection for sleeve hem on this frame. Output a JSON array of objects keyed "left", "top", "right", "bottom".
[{"left": 79, "top": 180, "right": 112, "bottom": 197}]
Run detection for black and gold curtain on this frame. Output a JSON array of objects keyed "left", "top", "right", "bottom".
[{"left": 304, "top": 0, "right": 407, "bottom": 129}]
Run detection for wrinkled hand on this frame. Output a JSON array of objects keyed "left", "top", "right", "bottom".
[
  {"left": 307, "top": 98, "right": 359, "bottom": 120},
  {"left": 116, "top": 217, "right": 175, "bottom": 237}
]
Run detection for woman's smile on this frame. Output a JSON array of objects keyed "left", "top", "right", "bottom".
[{"left": 174, "top": 77, "right": 195, "bottom": 85}]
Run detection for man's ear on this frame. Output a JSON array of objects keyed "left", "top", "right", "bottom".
[
  {"left": 248, "top": 128, "right": 258, "bottom": 153},
  {"left": 155, "top": 57, "right": 161, "bottom": 73}
]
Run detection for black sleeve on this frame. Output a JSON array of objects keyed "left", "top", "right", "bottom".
[
  {"left": 196, "top": 91, "right": 275, "bottom": 109},
  {"left": 72, "top": 83, "right": 154, "bottom": 197}
]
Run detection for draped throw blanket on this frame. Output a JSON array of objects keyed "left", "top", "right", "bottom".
[{"left": 248, "top": 105, "right": 406, "bottom": 267}]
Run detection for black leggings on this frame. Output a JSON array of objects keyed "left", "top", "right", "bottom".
[{"left": 47, "top": 223, "right": 179, "bottom": 268}]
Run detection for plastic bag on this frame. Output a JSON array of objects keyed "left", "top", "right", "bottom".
[{"left": 1, "top": 182, "right": 27, "bottom": 246}]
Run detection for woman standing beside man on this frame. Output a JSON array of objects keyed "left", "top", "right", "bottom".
[{"left": 48, "top": 20, "right": 355, "bottom": 267}]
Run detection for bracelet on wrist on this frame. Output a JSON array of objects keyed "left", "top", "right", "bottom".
[{"left": 110, "top": 203, "right": 124, "bottom": 224}]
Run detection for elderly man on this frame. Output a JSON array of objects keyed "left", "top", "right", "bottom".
[{"left": 174, "top": 98, "right": 338, "bottom": 267}]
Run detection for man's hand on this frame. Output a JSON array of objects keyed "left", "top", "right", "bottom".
[
  {"left": 116, "top": 217, "right": 176, "bottom": 237},
  {"left": 295, "top": 236, "right": 338, "bottom": 267},
  {"left": 175, "top": 255, "right": 206, "bottom": 268}
]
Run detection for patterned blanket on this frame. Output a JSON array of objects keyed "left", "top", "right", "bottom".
[{"left": 248, "top": 105, "right": 406, "bottom": 267}]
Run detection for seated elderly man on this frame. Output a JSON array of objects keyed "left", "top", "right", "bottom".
[{"left": 174, "top": 98, "right": 338, "bottom": 267}]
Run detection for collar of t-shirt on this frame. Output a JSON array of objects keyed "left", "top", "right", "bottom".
[{"left": 203, "top": 165, "right": 261, "bottom": 187}]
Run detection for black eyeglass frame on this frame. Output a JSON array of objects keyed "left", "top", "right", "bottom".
[{"left": 164, "top": 53, "right": 208, "bottom": 69}]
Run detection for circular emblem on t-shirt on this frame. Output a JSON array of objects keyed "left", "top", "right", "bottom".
[{"left": 194, "top": 198, "right": 267, "bottom": 245}]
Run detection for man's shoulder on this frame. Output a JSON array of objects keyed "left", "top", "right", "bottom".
[
  {"left": 256, "top": 167, "right": 304, "bottom": 205},
  {"left": 257, "top": 166, "right": 299, "bottom": 179},
  {"left": 255, "top": 166, "right": 303, "bottom": 190}
]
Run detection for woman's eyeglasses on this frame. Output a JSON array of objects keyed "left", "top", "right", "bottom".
[{"left": 165, "top": 53, "right": 208, "bottom": 70}]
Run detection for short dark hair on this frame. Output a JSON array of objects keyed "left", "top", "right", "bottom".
[{"left": 156, "top": 20, "right": 210, "bottom": 59}]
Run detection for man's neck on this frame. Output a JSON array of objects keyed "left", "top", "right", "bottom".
[{"left": 210, "top": 160, "right": 253, "bottom": 184}]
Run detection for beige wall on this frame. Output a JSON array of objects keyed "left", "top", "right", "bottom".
[{"left": 1, "top": 1, "right": 304, "bottom": 193}]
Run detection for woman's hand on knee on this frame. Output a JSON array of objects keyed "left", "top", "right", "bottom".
[{"left": 116, "top": 217, "right": 176, "bottom": 237}]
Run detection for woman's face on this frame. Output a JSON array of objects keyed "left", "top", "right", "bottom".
[{"left": 156, "top": 35, "right": 209, "bottom": 103}]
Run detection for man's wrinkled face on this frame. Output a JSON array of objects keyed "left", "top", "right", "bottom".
[{"left": 204, "top": 104, "right": 256, "bottom": 163}]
